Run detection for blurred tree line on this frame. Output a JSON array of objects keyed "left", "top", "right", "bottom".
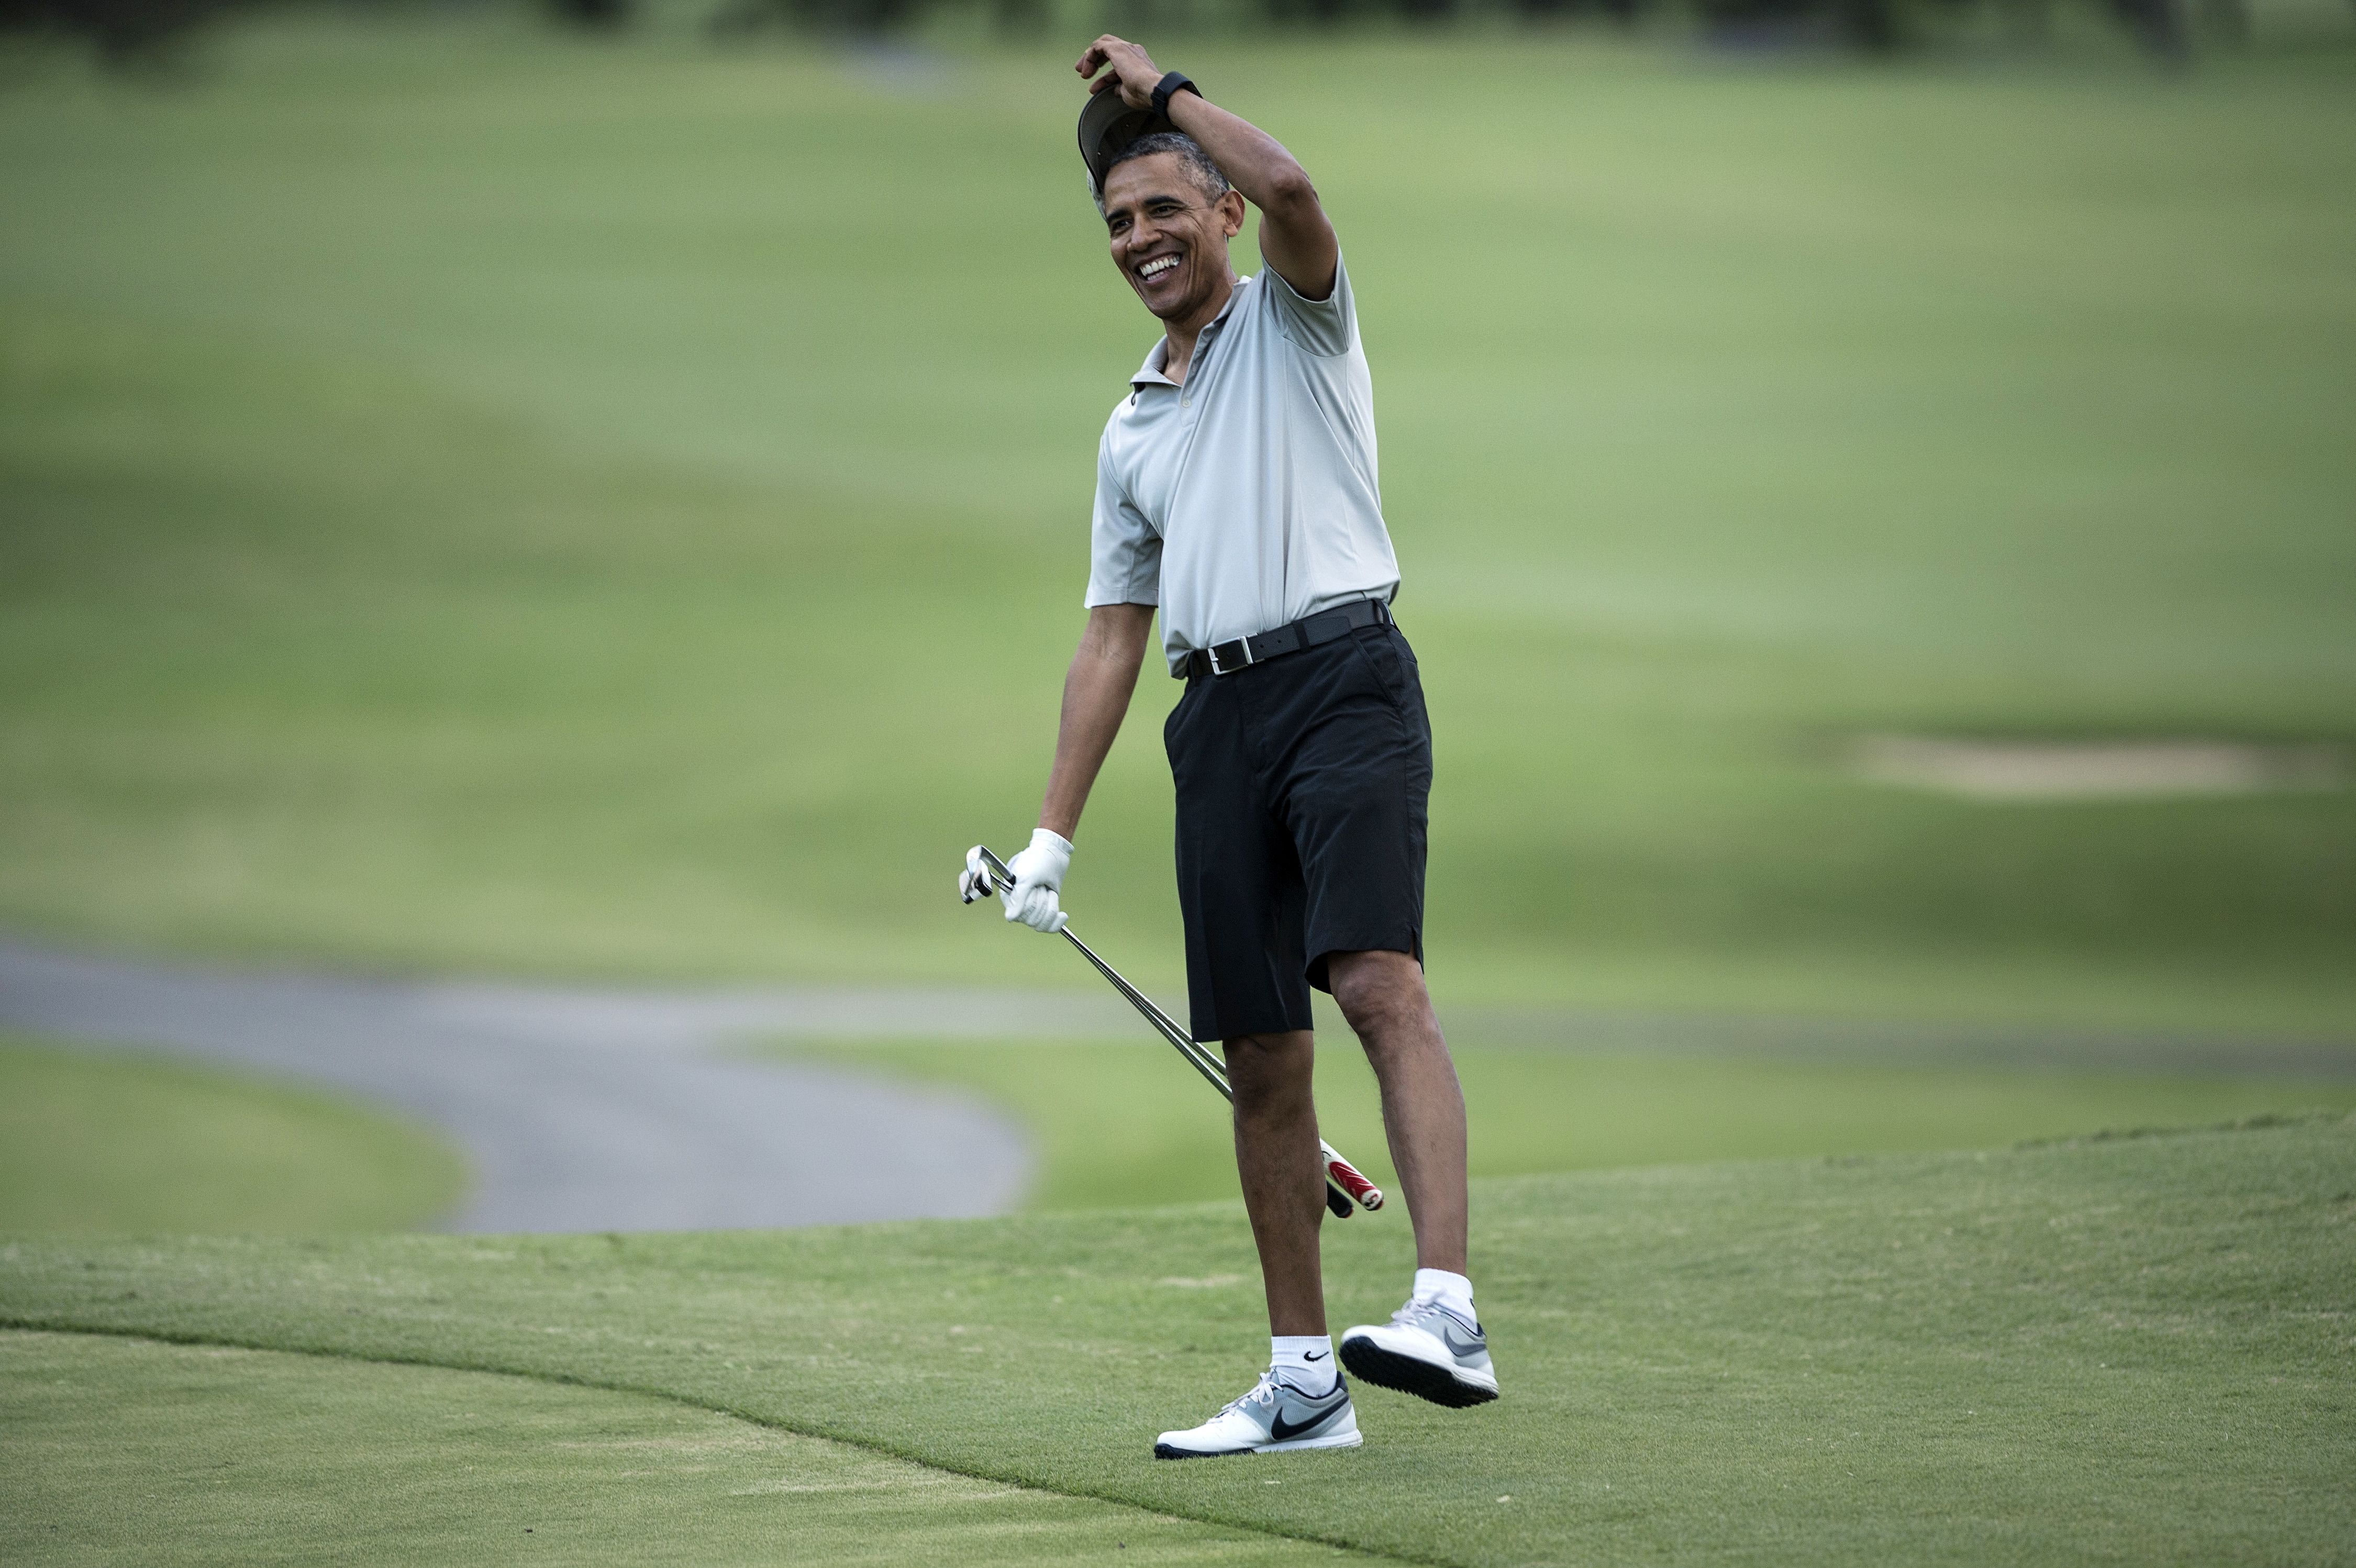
[
  {"left": 700, "top": 0, "right": 2246, "bottom": 54},
  {"left": 1, "top": 0, "right": 212, "bottom": 63},
  {"left": 0, "top": 0, "right": 2284, "bottom": 71}
]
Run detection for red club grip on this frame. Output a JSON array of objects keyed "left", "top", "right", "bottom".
[{"left": 1323, "top": 1150, "right": 1385, "bottom": 1211}]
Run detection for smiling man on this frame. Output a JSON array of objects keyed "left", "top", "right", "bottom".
[{"left": 983, "top": 38, "right": 1497, "bottom": 1459}]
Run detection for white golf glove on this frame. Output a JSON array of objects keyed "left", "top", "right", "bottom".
[{"left": 1000, "top": 828, "right": 1073, "bottom": 934}]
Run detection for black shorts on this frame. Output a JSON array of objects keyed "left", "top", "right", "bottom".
[{"left": 1162, "top": 621, "right": 1432, "bottom": 1044}]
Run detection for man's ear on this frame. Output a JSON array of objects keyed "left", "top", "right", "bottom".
[{"left": 1218, "top": 188, "right": 1246, "bottom": 238}]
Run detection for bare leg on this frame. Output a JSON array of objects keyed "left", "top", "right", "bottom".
[
  {"left": 1223, "top": 1029, "right": 1328, "bottom": 1336},
  {"left": 1326, "top": 950, "right": 1468, "bottom": 1275}
]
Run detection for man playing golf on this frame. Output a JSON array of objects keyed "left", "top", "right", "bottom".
[{"left": 990, "top": 36, "right": 1495, "bottom": 1458}]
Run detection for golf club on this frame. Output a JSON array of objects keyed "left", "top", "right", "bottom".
[{"left": 961, "top": 843, "right": 1385, "bottom": 1217}]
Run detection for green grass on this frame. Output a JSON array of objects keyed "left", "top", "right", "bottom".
[
  {"left": 768, "top": 1035, "right": 2356, "bottom": 1208},
  {"left": 0, "top": 1035, "right": 468, "bottom": 1234},
  {"left": 0, "top": 1332, "right": 1334, "bottom": 1566},
  {"left": 2, "top": 16, "right": 2351, "bottom": 1035},
  {"left": 4, "top": 1116, "right": 2350, "bottom": 1564}
]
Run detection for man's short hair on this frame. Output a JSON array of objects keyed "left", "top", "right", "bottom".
[{"left": 1095, "top": 131, "right": 1232, "bottom": 215}]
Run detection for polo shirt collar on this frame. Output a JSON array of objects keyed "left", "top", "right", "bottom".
[{"left": 1131, "top": 273, "right": 1251, "bottom": 388}]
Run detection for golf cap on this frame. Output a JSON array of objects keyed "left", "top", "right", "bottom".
[{"left": 1079, "top": 88, "right": 1176, "bottom": 198}]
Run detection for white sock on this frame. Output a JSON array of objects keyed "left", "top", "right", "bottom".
[
  {"left": 1413, "top": 1267, "right": 1475, "bottom": 1323},
  {"left": 1271, "top": 1335, "right": 1337, "bottom": 1395}
]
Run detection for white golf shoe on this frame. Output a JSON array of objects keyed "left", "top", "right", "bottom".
[
  {"left": 1152, "top": 1370, "right": 1362, "bottom": 1459},
  {"left": 1340, "top": 1297, "right": 1498, "bottom": 1408}
]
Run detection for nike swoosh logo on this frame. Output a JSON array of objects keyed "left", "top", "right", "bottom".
[
  {"left": 1269, "top": 1400, "right": 1341, "bottom": 1442},
  {"left": 1440, "top": 1327, "right": 1484, "bottom": 1356},
  {"left": 1304, "top": 1351, "right": 1327, "bottom": 1362}
]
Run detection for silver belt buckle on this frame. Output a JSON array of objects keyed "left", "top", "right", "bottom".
[{"left": 1208, "top": 638, "right": 1253, "bottom": 676}]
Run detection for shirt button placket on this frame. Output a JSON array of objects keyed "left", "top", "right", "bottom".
[{"left": 1182, "top": 324, "right": 1219, "bottom": 410}]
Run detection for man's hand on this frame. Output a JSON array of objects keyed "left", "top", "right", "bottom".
[
  {"left": 1001, "top": 827, "right": 1074, "bottom": 934},
  {"left": 1076, "top": 36, "right": 1164, "bottom": 111},
  {"left": 1074, "top": 37, "right": 1338, "bottom": 304}
]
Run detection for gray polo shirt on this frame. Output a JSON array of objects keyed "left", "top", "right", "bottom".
[{"left": 1085, "top": 255, "right": 1401, "bottom": 676}]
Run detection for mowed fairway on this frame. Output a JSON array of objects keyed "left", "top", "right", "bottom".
[
  {"left": 4, "top": 18, "right": 2354, "bottom": 1564},
  {"left": 1, "top": 18, "right": 2351, "bottom": 1033},
  {"left": 5, "top": 1117, "right": 2351, "bottom": 1565},
  {"left": 0, "top": 1334, "right": 1327, "bottom": 1566},
  {"left": 0, "top": 1033, "right": 466, "bottom": 1233},
  {"left": 769, "top": 1035, "right": 2356, "bottom": 1208}
]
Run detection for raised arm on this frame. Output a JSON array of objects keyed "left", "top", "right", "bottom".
[{"left": 1077, "top": 36, "right": 1339, "bottom": 303}]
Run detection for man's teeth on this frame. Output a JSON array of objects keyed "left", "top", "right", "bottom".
[{"left": 1139, "top": 255, "right": 1180, "bottom": 279}]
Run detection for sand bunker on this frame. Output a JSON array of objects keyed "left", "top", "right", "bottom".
[{"left": 1851, "top": 736, "right": 2346, "bottom": 801}]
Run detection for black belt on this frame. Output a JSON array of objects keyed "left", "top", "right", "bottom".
[{"left": 1179, "top": 598, "right": 1393, "bottom": 680}]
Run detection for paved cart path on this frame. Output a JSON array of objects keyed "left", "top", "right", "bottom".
[
  {"left": 4, "top": 938, "right": 2346, "bottom": 1235},
  {"left": 0, "top": 940, "right": 1130, "bottom": 1234}
]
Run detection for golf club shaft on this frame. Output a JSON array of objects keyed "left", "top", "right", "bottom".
[
  {"left": 1067, "top": 918, "right": 1384, "bottom": 1213},
  {"left": 973, "top": 844, "right": 1383, "bottom": 1213},
  {"left": 1067, "top": 930, "right": 1235, "bottom": 1100},
  {"left": 973, "top": 847, "right": 1233, "bottom": 1098}
]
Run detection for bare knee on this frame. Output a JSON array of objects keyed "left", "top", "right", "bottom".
[
  {"left": 1327, "top": 950, "right": 1432, "bottom": 1046},
  {"left": 1223, "top": 1030, "right": 1314, "bottom": 1120}
]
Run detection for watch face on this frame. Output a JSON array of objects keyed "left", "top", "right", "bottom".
[{"left": 1079, "top": 90, "right": 1175, "bottom": 195}]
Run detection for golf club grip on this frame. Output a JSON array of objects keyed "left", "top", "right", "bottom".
[{"left": 1321, "top": 1140, "right": 1385, "bottom": 1211}]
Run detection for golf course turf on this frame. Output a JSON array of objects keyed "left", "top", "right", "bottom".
[
  {"left": 0, "top": 1033, "right": 468, "bottom": 1235},
  {"left": 5, "top": 12, "right": 2354, "bottom": 1563},
  {"left": 1, "top": 1333, "right": 1329, "bottom": 1565},
  {"left": 3, "top": 18, "right": 2351, "bottom": 1035},
  {"left": 6, "top": 1115, "right": 2351, "bottom": 1564},
  {"left": 770, "top": 1034, "right": 2356, "bottom": 1209}
]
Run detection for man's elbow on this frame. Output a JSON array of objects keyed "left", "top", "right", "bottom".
[
  {"left": 1262, "top": 163, "right": 1319, "bottom": 216},
  {"left": 1080, "top": 603, "right": 1154, "bottom": 662}
]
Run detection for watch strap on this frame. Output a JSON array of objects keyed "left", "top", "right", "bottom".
[{"left": 1149, "top": 71, "right": 1201, "bottom": 119}]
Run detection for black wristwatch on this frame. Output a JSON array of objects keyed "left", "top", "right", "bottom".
[{"left": 1150, "top": 71, "right": 1201, "bottom": 119}]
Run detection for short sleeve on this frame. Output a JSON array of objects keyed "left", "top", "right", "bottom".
[
  {"left": 1084, "top": 428, "right": 1161, "bottom": 608},
  {"left": 1258, "top": 252, "right": 1356, "bottom": 358}
]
